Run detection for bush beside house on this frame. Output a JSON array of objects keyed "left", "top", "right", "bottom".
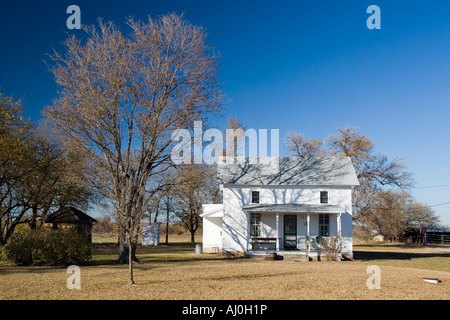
[{"left": 2, "top": 229, "right": 91, "bottom": 266}]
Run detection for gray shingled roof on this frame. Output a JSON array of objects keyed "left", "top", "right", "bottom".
[
  {"left": 243, "top": 203, "right": 346, "bottom": 213},
  {"left": 217, "top": 157, "right": 359, "bottom": 186}
]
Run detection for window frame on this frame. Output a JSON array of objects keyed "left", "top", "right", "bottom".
[
  {"left": 251, "top": 190, "right": 260, "bottom": 204},
  {"left": 318, "top": 214, "right": 330, "bottom": 237},
  {"left": 320, "top": 191, "right": 329, "bottom": 204},
  {"left": 250, "top": 213, "right": 261, "bottom": 237}
]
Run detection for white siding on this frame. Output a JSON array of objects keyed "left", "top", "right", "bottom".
[
  {"left": 222, "top": 187, "right": 249, "bottom": 252},
  {"left": 202, "top": 217, "right": 223, "bottom": 250},
  {"left": 222, "top": 185, "right": 353, "bottom": 254}
]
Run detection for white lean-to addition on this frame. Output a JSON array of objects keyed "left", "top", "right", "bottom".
[{"left": 201, "top": 156, "right": 359, "bottom": 259}]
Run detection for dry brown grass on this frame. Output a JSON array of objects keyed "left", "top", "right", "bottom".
[{"left": 1, "top": 243, "right": 449, "bottom": 300}]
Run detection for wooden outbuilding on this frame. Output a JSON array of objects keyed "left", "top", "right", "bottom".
[{"left": 44, "top": 206, "right": 97, "bottom": 243}]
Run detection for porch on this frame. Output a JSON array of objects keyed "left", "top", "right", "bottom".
[
  {"left": 248, "top": 237, "right": 336, "bottom": 260},
  {"left": 243, "top": 203, "right": 348, "bottom": 257}
]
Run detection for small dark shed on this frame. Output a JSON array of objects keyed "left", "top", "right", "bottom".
[{"left": 45, "top": 206, "right": 97, "bottom": 243}]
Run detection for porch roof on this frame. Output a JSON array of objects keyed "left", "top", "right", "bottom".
[
  {"left": 201, "top": 204, "right": 224, "bottom": 218},
  {"left": 242, "top": 203, "right": 345, "bottom": 214}
]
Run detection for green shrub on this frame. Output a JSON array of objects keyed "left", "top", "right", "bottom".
[{"left": 3, "top": 229, "right": 91, "bottom": 266}]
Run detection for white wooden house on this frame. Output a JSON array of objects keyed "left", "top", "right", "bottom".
[{"left": 201, "top": 157, "right": 359, "bottom": 259}]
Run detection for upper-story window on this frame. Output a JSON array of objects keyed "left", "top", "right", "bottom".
[
  {"left": 320, "top": 191, "right": 328, "bottom": 204},
  {"left": 251, "top": 191, "right": 260, "bottom": 204}
]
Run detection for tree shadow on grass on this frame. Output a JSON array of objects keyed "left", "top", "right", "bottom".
[
  {"left": 353, "top": 250, "right": 450, "bottom": 261},
  {"left": 87, "top": 243, "right": 230, "bottom": 266},
  {"left": 0, "top": 265, "right": 67, "bottom": 274}
]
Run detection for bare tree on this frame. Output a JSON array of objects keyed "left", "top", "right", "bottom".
[
  {"left": 285, "top": 131, "right": 327, "bottom": 158},
  {"left": 224, "top": 117, "right": 247, "bottom": 157},
  {"left": 159, "top": 169, "right": 177, "bottom": 245},
  {"left": 173, "top": 164, "right": 220, "bottom": 244},
  {"left": 44, "top": 14, "right": 222, "bottom": 284},
  {"left": 0, "top": 93, "right": 91, "bottom": 245},
  {"left": 327, "top": 126, "right": 410, "bottom": 186},
  {"left": 362, "top": 190, "right": 439, "bottom": 242},
  {"left": 327, "top": 126, "right": 412, "bottom": 224},
  {"left": 0, "top": 94, "right": 35, "bottom": 244},
  {"left": 284, "top": 126, "right": 413, "bottom": 232}
]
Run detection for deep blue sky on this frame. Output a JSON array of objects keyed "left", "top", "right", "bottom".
[{"left": 1, "top": 1, "right": 449, "bottom": 225}]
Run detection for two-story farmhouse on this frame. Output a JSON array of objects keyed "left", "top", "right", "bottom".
[{"left": 201, "top": 156, "right": 359, "bottom": 259}]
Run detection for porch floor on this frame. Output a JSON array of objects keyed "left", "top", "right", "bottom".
[{"left": 248, "top": 249, "right": 321, "bottom": 256}]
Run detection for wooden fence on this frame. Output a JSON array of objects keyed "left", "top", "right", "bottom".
[{"left": 424, "top": 232, "right": 450, "bottom": 246}]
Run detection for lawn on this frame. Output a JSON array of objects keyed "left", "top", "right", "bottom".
[{"left": 0, "top": 236, "right": 449, "bottom": 300}]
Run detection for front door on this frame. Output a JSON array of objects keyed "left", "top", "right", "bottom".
[{"left": 284, "top": 215, "right": 297, "bottom": 249}]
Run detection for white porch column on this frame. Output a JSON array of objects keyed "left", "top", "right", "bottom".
[
  {"left": 306, "top": 213, "right": 310, "bottom": 260},
  {"left": 337, "top": 213, "right": 342, "bottom": 238},
  {"left": 337, "top": 212, "right": 342, "bottom": 261},
  {"left": 276, "top": 213, "right": 279, "bottom": 250}
]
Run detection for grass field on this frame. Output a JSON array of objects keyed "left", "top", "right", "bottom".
[{"left": 0, "top": 234, "right": 449, "bottom": 300}]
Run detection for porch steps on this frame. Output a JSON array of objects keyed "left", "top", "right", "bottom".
[{"left": 280, "top": 254, "right": 308, "bottom": 261}]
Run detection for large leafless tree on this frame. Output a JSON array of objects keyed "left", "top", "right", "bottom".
[
  {"left": 327, "top": 126, "right": 412, "bottom": 224},
  {"left": 285, "top": 131, "right": 327, "bottom": 158},
  {"left": 44, "top": 14, "right": 222, "bottom": 284}
]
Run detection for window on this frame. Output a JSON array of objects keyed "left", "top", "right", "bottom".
[
  {"left": 320, "top": 191, "right": 328, "bottom": 204},
  {"left": 251, "top": 191, "right": 260, "bottom": 204},
  {"left": 319, "top": 214, "right": 329, "bottom": 236},
  {"left": 250, "top": 213, "right": 261, "bottom": 237}
]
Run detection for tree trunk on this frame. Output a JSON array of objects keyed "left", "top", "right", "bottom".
[
  {"left": 29, "top": 205, "right": 38, "bottom": 230},
  {"left": 190, "top": 230, "right": 195, "bottom": 244},
  {"left": 116, "top": 241, "right": 140, "bottom": 263},
  {"left": 128, "top": 237, "right": 135, "bottom": 285},
  {"left": 165, "top": 203, "right": 169, "bottom": 245},
  {"left": 153, "top": 205, "right": 159, "bottom": 224},
  {"left": 116, "top": 226, "right": 139, "bottom": 264}
]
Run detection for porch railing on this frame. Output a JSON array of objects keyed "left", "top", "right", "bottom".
[
  {"left": 249, "top": 236, "right": 343, "bottom": 251},
  {"left": 250, "top": 237, "right": 278, "bottom": 250}
]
